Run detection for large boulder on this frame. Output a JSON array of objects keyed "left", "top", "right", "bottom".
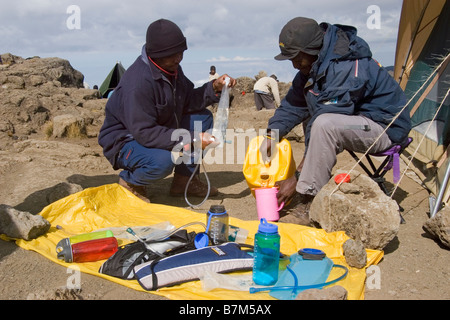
[
  {"left": 423, "top": 205, "right": 450, "bottom": 249},
  {"left": 309, "top": 171, "right": 401, "bottom": 250},
  {"left": 0, "top": 204, "right": 50, "bottom": 240}
]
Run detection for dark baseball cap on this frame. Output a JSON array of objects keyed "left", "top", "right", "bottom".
[{"left": 275, "top": 17, "right": 324, "bottom": 61}]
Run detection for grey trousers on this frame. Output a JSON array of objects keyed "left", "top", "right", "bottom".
[
  {"left": 254, "top": 92, "right": 276, "bottom": 110},
  {"left": 297, "top": 113, "right": 393, "bottom": 196}
]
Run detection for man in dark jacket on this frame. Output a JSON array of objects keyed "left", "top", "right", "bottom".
[
  {"left": 261, "top": 17, "right": 411, "bottom": 225},
  {"left": 98, "top": 19, "right": 235, "bottom": 202}
]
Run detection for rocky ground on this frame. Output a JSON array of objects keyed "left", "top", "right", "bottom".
[{"left": 0, "top": 54, "right": 448, "bottom": 300}]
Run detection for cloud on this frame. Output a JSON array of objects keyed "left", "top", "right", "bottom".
[
  {"left": 0, "top": 0, "right": 404, "bottom": 86},
  {"left": 1, "top": 0, "right": 403, "bottom": 56}
]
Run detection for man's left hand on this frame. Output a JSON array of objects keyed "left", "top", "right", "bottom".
[
  {"left": 274, "top": 176, "right": 297, "bottom": 206},
  {"left": 213, "top": 74, "right": 236, "bottom": 92}
]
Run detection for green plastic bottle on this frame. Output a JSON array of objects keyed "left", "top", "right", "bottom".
[
  {"left": 68, "top": 230, "right": 114, "bottom": 244},
  {"left": 252, "top": 218, "right": 280, "bottom": 286}
]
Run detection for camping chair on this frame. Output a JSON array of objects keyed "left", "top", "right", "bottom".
[{"left": 347, "top": 137, "right": 413, "bottom": 223}]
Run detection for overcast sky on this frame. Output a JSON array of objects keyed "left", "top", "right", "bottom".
[{"left": 1, "top": 0, "right": 404, "bottom": 87}]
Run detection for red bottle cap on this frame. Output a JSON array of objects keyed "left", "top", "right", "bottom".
[{"left": 334, "top": 173, "right": 351, "bottom": 184}]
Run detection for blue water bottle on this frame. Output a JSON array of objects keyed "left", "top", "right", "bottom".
[{"left": 252, "top": 218, "right": 281, "bottom": 286}]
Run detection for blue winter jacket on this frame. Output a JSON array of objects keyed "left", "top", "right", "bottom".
[
  {"left": 268, "top": 23, "right": 411, "bottom": 148},
  {"left": 98, "top": 46, "right": 219, "bottom": 169}
]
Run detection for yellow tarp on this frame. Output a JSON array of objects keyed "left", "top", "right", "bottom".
[{"left": 12, "top": 184, "right": 383, "bottom": 300}]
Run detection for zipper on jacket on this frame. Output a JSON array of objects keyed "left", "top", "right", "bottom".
[{"left": 161, "top": 74, "right": 180, "bottom": 129}]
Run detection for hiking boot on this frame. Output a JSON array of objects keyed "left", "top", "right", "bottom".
[
  {"left": 118, "top": 178, "right": 150, "bottom": 203},
  {"left": 279, "top": 193, "right": 314, "bottom": 226},
  {"left": 169, "top": 173, "right": 219, "bottom": 197}
]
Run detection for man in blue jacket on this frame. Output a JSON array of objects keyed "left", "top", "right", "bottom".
[
  {"left": 99, "top": 19, "right": 235, "bottom": 202},
  {"left": 262, "top": 17, "right": 411, "bottom": 225}
]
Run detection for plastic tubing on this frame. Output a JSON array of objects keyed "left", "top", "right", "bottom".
[
  {"left": 249, "top": 264, "right": 348, "bottom": 294},
  {"left": 144, "top": 221, "right": 207, "bottom": 242},
  {"left": 184, "top": 159, "right": 211, "bottom": 209}
]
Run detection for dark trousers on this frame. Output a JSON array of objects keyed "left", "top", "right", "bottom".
[{"left": 254, "top": 92, "right": 276, "bottom": 110}]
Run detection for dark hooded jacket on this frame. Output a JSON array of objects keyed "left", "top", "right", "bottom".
[
  {"left": 268, "top": 23, "right": 411, "bottom": 148},
  {"left": 98, "top": 46, "right": 219, "bottom": 169}
]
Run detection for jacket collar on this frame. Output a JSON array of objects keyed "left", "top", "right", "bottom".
[{"left": 140, "top": 44, "right": 184, "bottom": 82}]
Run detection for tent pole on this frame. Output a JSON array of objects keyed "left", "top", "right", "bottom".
[{"left": 430, "top": 161, "right": 450, "bottom": 218}]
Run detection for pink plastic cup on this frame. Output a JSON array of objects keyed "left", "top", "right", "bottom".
[{"left": 253, "top": 187, "right": 284, "bottom": 221}]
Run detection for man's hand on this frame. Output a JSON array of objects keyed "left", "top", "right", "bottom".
[
  {"left": 212, "top": 74, "right": 236, "bottom": 92},
  {"left": 199, "top": 132, "right": 219, "bottom": 150},
  {"left": 274, "top": 176, "right": 297, "bottom": 206}
]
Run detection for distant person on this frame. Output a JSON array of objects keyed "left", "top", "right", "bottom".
[
  {"left": 98, "top": 19, "right": 236, "bottom": 203},
  {"left": 93, "top": 85, "right": 101, "bottom": 99},
  {"left": 253, "top": 74, "right": 281, "bottom": 110},
  {"left": 209, "top": 65, "right": 219, "bottom": 81},
  {"left": 261, "top": 17, "right": 411, "bottom": 225}
]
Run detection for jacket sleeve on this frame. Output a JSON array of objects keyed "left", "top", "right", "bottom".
[
  {"left": 183, "top": 79, "right": 219, "bottom": 115},
  {"left": 268, "top": 72, "right": 310, "bottom": 137}
]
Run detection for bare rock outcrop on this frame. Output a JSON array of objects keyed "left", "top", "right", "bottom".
[{"left": 0, "top": 53, "right": 106, "bottom": 148}]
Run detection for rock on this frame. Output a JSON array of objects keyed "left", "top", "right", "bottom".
[
  {"left": 254, "top": 70, "right": 267, "bottom": 81},
  {"left": 0, "top": 53, "right": 21, "bottom": 65},
  {"left": 295, "top": 285, "right": 348, "bottom": 300},
  {"left": 343, "top": 238, "right": 367, "bottom": 268},
  {"left": 423, "top": 206, "right": 450, "bottom": 249},
  {"left": 46, "top": 182, "right": 83, "bottom": 204},
  {"left": 0, "top": 53, "right": 105, "bottom": 146},
  {"left": 52, "top": 114, "right": 86, "bottom": 138},
  {"left": 0, "top": 204, "right": 50, "bottom": 240},
  {"left": 231, "top": 76, "right": 255, "bottom": 95},
  {"left": 4, "top": 75, "right": 25, "bottom": 89},
  {"left": 309, "top": 171, "right": 401, "bottom": 250}
]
